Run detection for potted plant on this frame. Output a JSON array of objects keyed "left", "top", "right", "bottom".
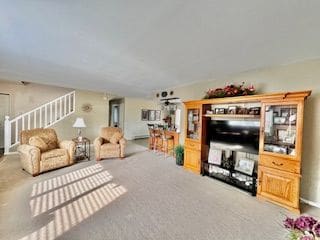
[
  {"left": 283, "top": 215, "right": 320, "bottom": 239},
  {"left": 174, "top": 145, "right": 184, "bottom": 166}
]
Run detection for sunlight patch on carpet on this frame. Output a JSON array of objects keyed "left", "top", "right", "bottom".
[{"left": 20, "top": 164, "right": 127, "bottom": 240}]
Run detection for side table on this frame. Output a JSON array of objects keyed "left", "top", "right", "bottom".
[{"left": 72, "top": 137, "right": 91, "bottom": 161}]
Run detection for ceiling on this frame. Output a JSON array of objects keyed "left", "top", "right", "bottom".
[{"left": 1, "top": 1, "right": 320, "bottom": 97}]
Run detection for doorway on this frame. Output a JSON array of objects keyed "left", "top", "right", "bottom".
[
  {"left": 109, "top": 98, "right": 124, "bottom": 130},
  {"left": 0, "top": 93, "right": 10, "bottom": 156}
]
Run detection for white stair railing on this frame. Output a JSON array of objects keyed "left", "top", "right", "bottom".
[{"left": 4, "top": 91, "right": 75, "bottom": 154}]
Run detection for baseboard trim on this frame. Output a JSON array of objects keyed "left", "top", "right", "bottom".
[
  {"left": 133, "top": 135, "right": 149, "bottom": 140},
  {"left": 300, "top": 197, "right": 320, "bottom": 209}
]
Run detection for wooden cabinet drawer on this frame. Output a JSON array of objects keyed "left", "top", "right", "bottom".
[
  {"left": 257, "top": 166, "right": 300, "bottom": 211},
  {"left": 259, "top": 155, "right": 300, "bottom": 174},
  {"left": 185, "top": 140, "right": 201, "bottom": 151},
  {"left": 184, "top": 148, "right": 201, "bottom": 173}
]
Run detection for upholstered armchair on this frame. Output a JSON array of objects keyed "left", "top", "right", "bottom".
[
  {"left": 17, "top": 128, "right": 76, "bottom": 176},
  {"left": 94, "top": 127, "right": 126, "bottom": 161}
]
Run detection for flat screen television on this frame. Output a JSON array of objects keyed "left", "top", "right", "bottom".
[{"left": 208, "top": 120, "right": 260, "bottom": 154}]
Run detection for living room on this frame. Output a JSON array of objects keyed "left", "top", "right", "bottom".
[{"left": 1, "top": 1, "right": 320, "bottom": 240}]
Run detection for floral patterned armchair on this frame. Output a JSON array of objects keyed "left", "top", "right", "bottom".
[{"left": 17, "top": 128, "right": 75, "bottom": 176}]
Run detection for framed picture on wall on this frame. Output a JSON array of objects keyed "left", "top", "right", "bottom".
[
  {"left": 148, "top": 110, "right": 156, "bottom": 121},
  {"left": 141, "top": 109, "right": 149, "bottom": 121},
  {"left": 155, "top": 110, "right": 161, "bottom": 121}
]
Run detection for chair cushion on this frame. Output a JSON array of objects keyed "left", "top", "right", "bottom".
[
  {"left": 100, "top": 143, "right": 120, "bottom": 158},
  {"left": 20, "top": 128, "right": 58, "bottom": 145},
  {"left": 41, "top": 136, "right": 58, "bottom": 151},
  {"left": 110, "top": 132, "right": 123, "bottom": 144},
  {"left": 29, "top": 136, "right": 48, "bottom": 152},
  {"left": 40, "top": 149, "right": 69, "bottom": 172},
  {"left": 41, "top": 148, "right": 68, "bottom": 161},
  {"left": 100, "top": 127, "right": 122, "bottom": 142},
  {"left": 101, "top": 143, "right": 120, "bottom": 151}
]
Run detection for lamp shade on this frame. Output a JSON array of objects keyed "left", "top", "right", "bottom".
[{"left": 73, "top": 118, "right": 86, "bottom": 128}]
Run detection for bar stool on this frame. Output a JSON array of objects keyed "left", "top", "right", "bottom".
[
  {"left": 153, "top": 129, "right": 162, "bottom": 153},
  {"left": 147, "top": 124, "right": 155, "bottom": 150},
  {"left": 159, "top": 128, "right": 174, "bottom": 159},
  {"left": 148, "top": 125, "right": 161, "bottom": 153}
]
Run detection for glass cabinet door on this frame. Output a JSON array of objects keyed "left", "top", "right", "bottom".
[
  {"left": 262, "top": 104, "right": 297, "bottom": 156},
  {"left": 187, "top": 108, "right": 200, "bottom": 140}
]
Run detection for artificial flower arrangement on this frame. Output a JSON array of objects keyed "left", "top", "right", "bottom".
[
  {"left": 284, "top": 215, "right": 320, "bottom": 240},
  {"left": 204, "top": 82, "right": 255, "bottom": 99}
]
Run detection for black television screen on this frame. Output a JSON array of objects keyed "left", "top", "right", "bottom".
[{"left": 208, "top": 120, "right": 260, "bottom": 154}]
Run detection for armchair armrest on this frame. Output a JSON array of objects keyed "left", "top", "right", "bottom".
[
  {"left": 119, "top": 138, "right": 126, "bottom": 158},
  {"left": 59, "top": 140, "right": 76, "bottom": 164},
  {"left": 94, "top": 137, "right": 104, "bottom": 161},
  {"left": 17, "top": 144, "right": 41, "bottom": 176}
]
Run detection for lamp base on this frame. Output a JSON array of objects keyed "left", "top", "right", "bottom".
[{"left": 77, "top": 128, "right": 83, "bottom": 141}]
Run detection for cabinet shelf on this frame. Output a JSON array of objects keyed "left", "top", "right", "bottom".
[
  {"left": 264, "top": 141, "right": 295, "bottom": 147},
  {"left": 273, "top": 123, "right": 297, "bottom": 126},
  {"left": 205, "top": 162, "right": 256, "bottom": 178},
  {"left": 202, "top": 162, "right": 257, "bottom": 196},
  {"left": 204, "top": 114, "right": 260, "bottom": 119}
]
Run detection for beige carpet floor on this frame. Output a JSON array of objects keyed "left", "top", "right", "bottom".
[{"left": 0, "top": 141, "right": 319, "bottom": 240}]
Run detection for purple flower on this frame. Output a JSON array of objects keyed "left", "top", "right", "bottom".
[
  {"left": 300, "top": 236, "right": 313, "bottom": 240},
  {"left": 284, "top": 217, "right": 295, "bottom": 229},
  {"left": 295, "top": 216, "right": 317, "bottom": 231},
  {"left": 313, "top": 222, "right": 320, "bottom": 237}
]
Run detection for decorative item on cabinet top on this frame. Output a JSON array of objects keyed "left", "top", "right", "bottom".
[{"left": 204, "top": 82, "right": 255, "bottom": 99}]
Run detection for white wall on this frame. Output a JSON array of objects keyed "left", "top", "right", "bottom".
[
  {"left": 123, "top": 97, "right": 162, "bottom": 140},
  {"left": 166, "top": 59, "right": 320, "bottom": 205}
]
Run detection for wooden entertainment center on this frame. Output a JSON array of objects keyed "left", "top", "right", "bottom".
[{"left": 183, "top": 90, "right": 311, "bottom": 213}]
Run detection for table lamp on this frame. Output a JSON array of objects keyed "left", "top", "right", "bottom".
[{"left": 73, "top": 117, "right": 86, "bottom": 141}]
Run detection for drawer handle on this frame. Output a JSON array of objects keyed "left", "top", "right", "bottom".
[{"left": 272, "top": 161, "right": 284, "bottom": 166}]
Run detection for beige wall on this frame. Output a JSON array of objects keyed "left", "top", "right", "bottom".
[
  {"left": 0, "top": 80, "right": 161, "bottom": 143},
  {"left": 0, "top": 80, "right": 110, "bottom": 143},
  {"left": 0, "top": 80, "right": 72, "bottom": 117},
  {"left": 167, "top": 59, "right": 320, "bottom": 205},
  {"left": 124, "top": 97, "right": 162, "bottom": 140},
  {"left": 54, "top": 94, "right": 161, "bottom": 141},
  {"left": 52, "top": 90, "right": 109, "bottom": 142}
]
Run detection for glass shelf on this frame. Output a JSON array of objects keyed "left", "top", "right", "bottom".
[
  {"left": 263, "top": 104, "right": 297, "bottom": 156},
  {"left": 187, "top": 108, "right": 200, "bottom": 140},
  {"left": 202, "top": 162, "right": 257, "bottom": 196}
]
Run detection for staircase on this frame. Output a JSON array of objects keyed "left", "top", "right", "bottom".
[{"left": 4, "top": 91, "right": 75, "bottom": 154}]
